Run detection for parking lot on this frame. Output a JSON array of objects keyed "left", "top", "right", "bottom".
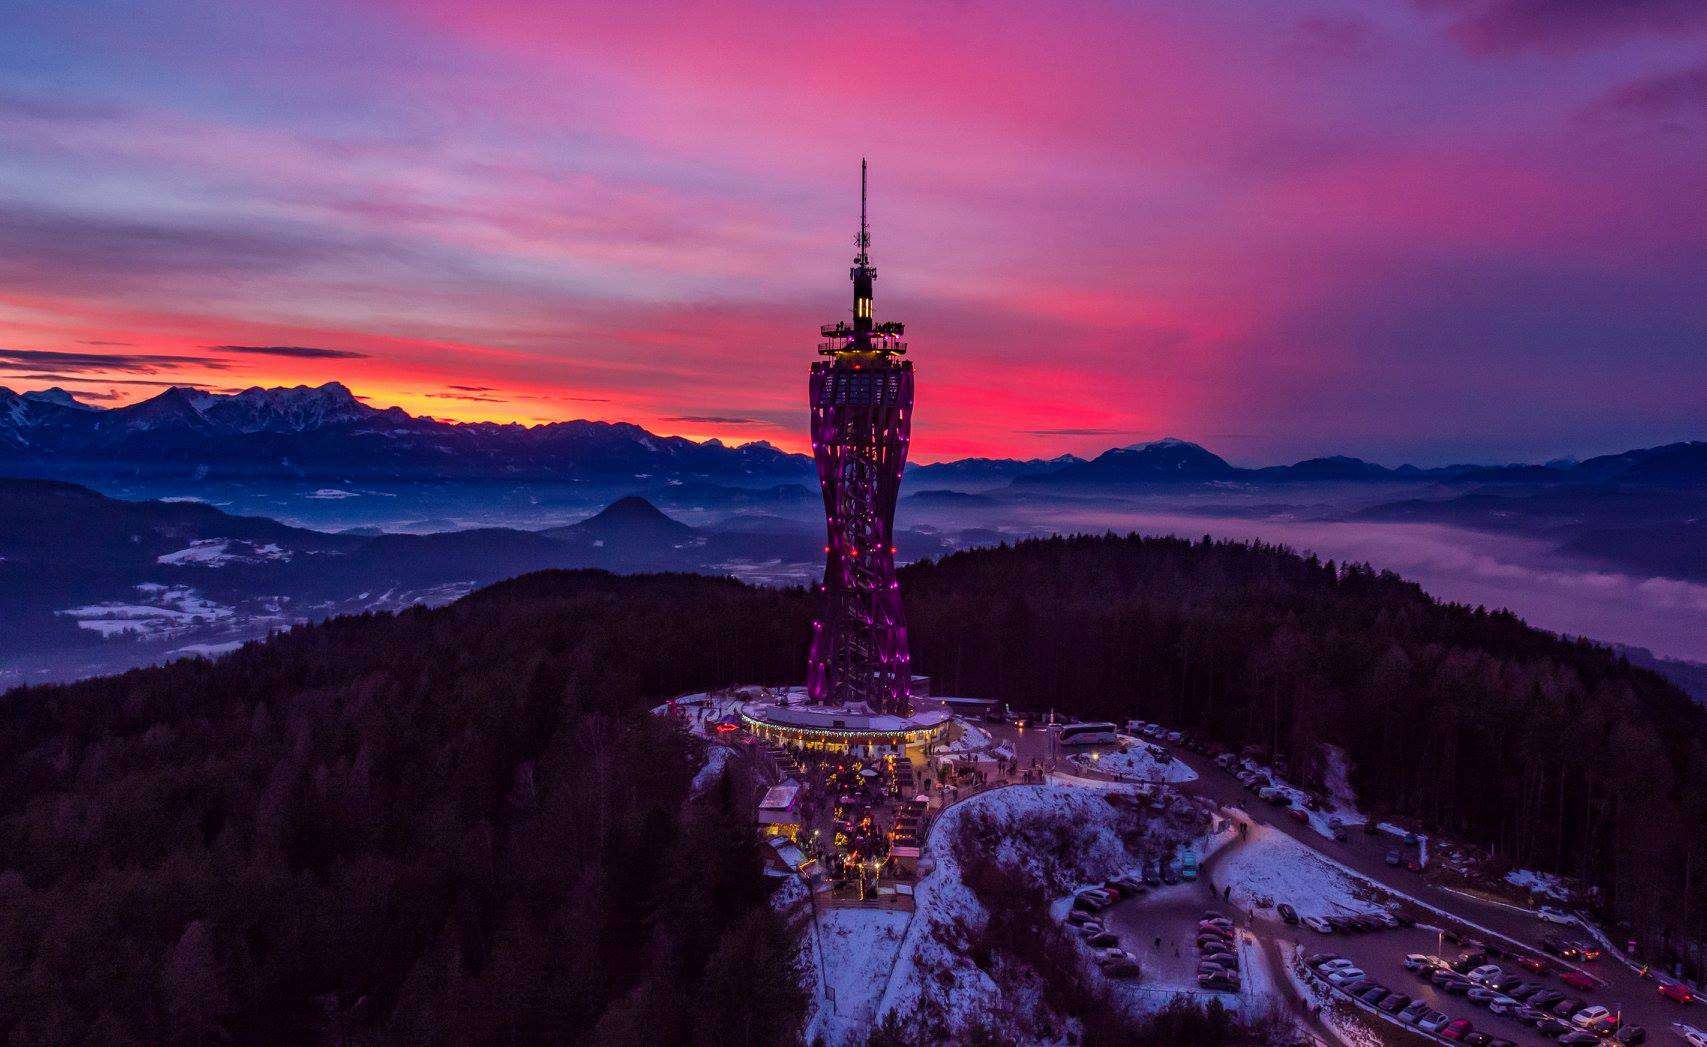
[{"left": 982, "top": 714, "right": 1697, "bottom": 1044}]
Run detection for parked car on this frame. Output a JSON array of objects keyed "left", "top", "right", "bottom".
[
  {"left": 1535, "top": 1017, "right": 1571, "bottom": 1037},
  {"left": 1417, "top": 1010, "right": 1452, "bottom": 1033},
  {"left": 1277, "top": 903, "right": 1299, "bottom": 925},
  {"left": 1379, "top": 993, "right": 1413, "bottom": 1013},
  {"left": 1572, "top": 1005, "right": 1616, "bottom": 1031},
  {"left": 1198, "top": 972, "right": 1238, "bottom": 992},
  {"left": 1509, "top": 983, "right": 1544, "bottom": 1000},
  {"left": 1489, "top": 997, "right": 1523, "bottom": 1016},
  {"left": 1539, "top": 906, "right": 1574, "bottom": 925},
  {"left": 1303, "top": 916, "right": 1334, "bottom": 934},
  {"left": 1550, "top": 997, "right": 1587, "bottom": 1018},
  {"left": 1086, "top": 931, "right": 1119, "bottom": 948},
  {"left": 1320, "top": 958, "right": 1359, "bottom": 974},
  {"left": 1399, "top": 999, "right": 1429, "bottom": 1023},
  {"left": 1465, "top": 987, "right": 1502, "bottom": 1005},
  {"left": 1659, "top": 981, "right": 1696, "bottom": 1004},
  {"left": 1516, "top": 956, "right": 1550, "bottom": 975},
  {"left": 1288, "top": 807, "right": 1309, "bottom": 824},
  {"left": 1327, "top": 969, "right": 1367, "bottom": 986},
  {"left": 1386, "top": 850, "right": 1402, "bottom": 866},
  {"left": 1101, "top": 955, "right": 1140, "bottom": 977},
  {"left": 1440, "top": 1017, "right": 1473, "bottom": 1039},
  {"left": 1361, "top": 985, "right": 1390, "bottom": 1005},
  {"left": 1462, "top": 1033, "right": 1493, "bottom": 1047},
  {"left": 1560, "top": 970, "right": 1598, "bottom": 991},
  {"left": 1403, "top": 953, "right": 1436, "bottom": 972},
  {"left": 1613, "top": 1025, "right": 1646, "bottom": 1043},
  {"left": 1468, "top": 964, "right": 1504, "bottom": 984},
  {"left": 1076, "top": 922, "right": 1106, "bottom": 939},
  {"left": 1556, "top": 1032, "right": 1600, "bottom": 1046},
  {"left": 1530, "top": 989, "right": 1566, "bottom": 1009}
]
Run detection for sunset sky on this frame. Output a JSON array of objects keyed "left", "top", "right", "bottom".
[{"left": 2, "top": 1, "right": 1703, "bottom": 463}]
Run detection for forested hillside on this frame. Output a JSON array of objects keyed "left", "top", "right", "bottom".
[
  {"left": 904, "top": 535, "right": 1707, "bottom": 963},
  {"left": 0, "top": 572, "right": 806, "bottom": 1046},
  {"left": 3, "top": 534, "right": 1704, "bottom": 1043}
]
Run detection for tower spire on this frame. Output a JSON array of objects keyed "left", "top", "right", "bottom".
[
  {"left": 851, "top": 159, "right": 875, "bottom": 344},
  {"left": 818, "top": 159, "right": 904, "bottom": 355},
  {"left": 857, "top": 157, "right": 870, "bottom": 266}
]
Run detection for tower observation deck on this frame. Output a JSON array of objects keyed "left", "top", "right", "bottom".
[{"left": 807, "top": 160, "right": 914, "bottom": 716}]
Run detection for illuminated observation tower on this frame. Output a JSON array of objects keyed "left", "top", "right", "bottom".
[{"left": 807, "top": 160, "right": 915, "bottom": 715}]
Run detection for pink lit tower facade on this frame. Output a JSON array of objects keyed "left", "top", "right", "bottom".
[{"left": 807, "top": 161, "right": 915, "bottom": 716}]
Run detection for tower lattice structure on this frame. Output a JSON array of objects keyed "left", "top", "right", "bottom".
[{"left": 807, "top": 160, "right": 914, "bottom": 715}]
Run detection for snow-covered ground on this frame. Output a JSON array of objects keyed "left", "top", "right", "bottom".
[
  {"left": 58, "top": 584, "right": 236, "bottom": 638},
  {"left": 1504, "top": 868, "right": 1571, "bottom": 902},
  {"left": 166, "top": 640, "right": 245, "bottom": 659},
  {"left": 1212, "top": 818, "right": 1393, "bottom": 921},
  {"left": 869, "top": 784, "right": 1179, "bottom": 1043},
  {"left": 1073, "top": 742, "right": 1198, "bottom": 783},
  {"left": 650, "top": 690, "right": 754, "bottom": 739},
  {"left": 690, "top": 745, "right": 736, "bottom": 792},
  {"left": 156, "top": 538, "right": 293, "bottom": 567},
  {"left": 801, "top": 907, "right": 912, "bottom": 1046},
  {"left": 1240, "top": 755, "right": 1367, "bottom": 842},
  {"left": 939, "top": 718, "right": 993, "bottom": 753}
]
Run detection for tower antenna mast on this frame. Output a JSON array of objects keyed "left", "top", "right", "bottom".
[{"left": 857, "top": 157, "right": 870, "bottom": 264}]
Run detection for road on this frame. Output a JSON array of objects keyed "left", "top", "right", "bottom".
[{"left": 984, "top": 718, "right": 1693, "bottom": 1044}]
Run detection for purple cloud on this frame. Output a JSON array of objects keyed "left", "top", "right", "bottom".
[
  {"left": 1601, "top": 65, "right": 1707, "bottom": 113},
  {"left": 0, "top": 349, "right": 228, "bottom": 374},
  {"left": 1421, "top": 0, "right": 1707, "bottom": 53},
  {"left": 210, "top": 344, "right": 369, "bottom": 360}
]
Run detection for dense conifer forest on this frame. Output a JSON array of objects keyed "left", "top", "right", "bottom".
[{"left": 2, "top": 533, "right": 1703, "bottom": 1042}]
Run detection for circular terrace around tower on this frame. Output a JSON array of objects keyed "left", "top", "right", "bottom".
[{"left": 739, "top": 694, "right": 950, "bottom": 757}]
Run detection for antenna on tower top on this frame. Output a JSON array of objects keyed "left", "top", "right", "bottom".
[{"left": 857, "top": 158, "right": 870, "bottom": 263}]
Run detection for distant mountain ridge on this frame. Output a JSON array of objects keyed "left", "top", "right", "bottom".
[
  {"left": 0, "top": 382, "right": 809, "bottom": 483},
  {"left": 3, "top": 383, "right": 1700, "bottom": 492},
  {"left": 1013, "top": 437, "right": 1707, "bottom": 489}
]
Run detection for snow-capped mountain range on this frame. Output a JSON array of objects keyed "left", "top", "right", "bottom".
[{"left": 0, "top": 382, "right": 809, "bottom": 482}]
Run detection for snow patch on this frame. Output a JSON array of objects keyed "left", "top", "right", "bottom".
[
  {"left": 157, "top": 538, "right": 292, "bottom": 567},
  {"left": 59, "top": 585, "right": 235, "bottom": 638},
  {"left": 690, "top": 745, "right": 736, "bottom": 793},
  {"left": 1072, "top": 741, "right": 1198, "bottom": 783},
  {"left": 1504, "top": 868, "right": 1571, "bottom": 902},
  {"left": 1214, "top": 817, "right": 1392, "bottom": 921}
]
